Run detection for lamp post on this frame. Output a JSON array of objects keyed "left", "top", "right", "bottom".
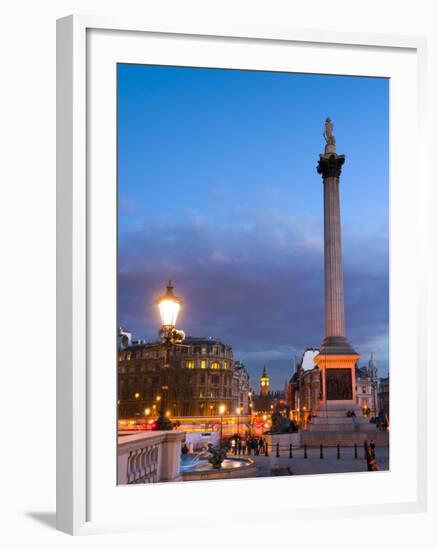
[
  {"left": 219, "top": 404, "right": 226, "bottom": 441},
  {"left": 235, "top": 407, "right": 241, "bottom": 436},
  {"left": 155, "top": 281, "right": 185, "bottom": 431}
]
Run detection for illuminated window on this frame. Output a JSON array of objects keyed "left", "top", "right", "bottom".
[
  {"left": 186, "top": 360, "right": 195, "bottom": 369},
  {"left": 223, "top": 361, "right": 228, "bottom": 369},
  {"left": 211, "top": 362, "right": 220, "bottom": 369},
  {"left": 126, "top": 352, "right": 131, "bottom": 361},
  {"left": 200, "top": 360, "right": 206, "bottom": 369}
]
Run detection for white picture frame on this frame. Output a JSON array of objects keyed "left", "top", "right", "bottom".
[{"left": 56, "top": 14, "right": 428, "bottom": 535}]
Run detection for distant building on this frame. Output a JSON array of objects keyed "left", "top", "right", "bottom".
[
  {"left": 253, "top": 367, "right": 285, "bottom": 414},
  {"left": 233, "top": 361, "right": 252, "bottom": 414},
  {"left": 355, "top": 354, "right": 379, "bottom": 417},
  {"left": 378, "top": 376, "right": 390, "bottom": 420},
  {"left": 289, "top": 349, "right": 321, "bottom": 421},
  {"left": 117, "top": 330, "right": 252, "bottom": 419},
  {"left": 260, "top": 366, "right": 269, "bottom": 396}
]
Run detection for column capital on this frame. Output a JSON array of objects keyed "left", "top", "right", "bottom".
[{"left": 317, "top": 153, "right": 345, "bottom": 179}]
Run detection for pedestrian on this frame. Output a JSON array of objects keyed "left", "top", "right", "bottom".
[
  {"left": 241, "top": 439, "right": 246, "bottom": 455},
  {"left": 237, "top": 439, "right": 242, "bottom": 456},
  {"left": 366, "top": 446, "right": 379, "bottom": 471},
  {"left": 230, "top": 438, "right": 236, "bottom": 455},
  {"left": 370, "top": 439, "right": 376, "bottom": 458}
]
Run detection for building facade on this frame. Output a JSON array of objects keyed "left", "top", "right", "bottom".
[
  {"left": 355, "top": 355, "right": 379, "bottom": 417},
  {"left": 378, "top": 376, "right": 390, "bottom": 420},
  {"left": 117, "top": 330, "right": 251, "bottom": 419},
  {"left": 287, "top": 349, "right": 321, "bottom": 423}
]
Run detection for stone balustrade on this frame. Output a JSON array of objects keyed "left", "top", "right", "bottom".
[{"left": 118, "top": 430, "right": 185, "bottom": 485}]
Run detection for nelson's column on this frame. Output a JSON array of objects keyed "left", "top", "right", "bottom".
[{"left": 314, "top": 118, "right": 360, "bottom": 412}]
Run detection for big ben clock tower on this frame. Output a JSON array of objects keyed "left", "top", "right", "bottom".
[{"left": 260, "top": 367, "right": 270, "bottom": 396}]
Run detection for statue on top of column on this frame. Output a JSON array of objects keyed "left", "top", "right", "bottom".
[{"left": 323, "top": 117, "right": 336, "bottom": 146}]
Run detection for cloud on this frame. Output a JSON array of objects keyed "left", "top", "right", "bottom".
[{"left": 118, "top": 209, "right": 389, "bottom": 387}]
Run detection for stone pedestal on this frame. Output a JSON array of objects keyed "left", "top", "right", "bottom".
[{"left": 315, "top": 352, "right": 360, "bottom": 409}]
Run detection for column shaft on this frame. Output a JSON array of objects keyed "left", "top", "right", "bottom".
[{"left": 323, "top": 176, "right": 345, "bottom": 337}]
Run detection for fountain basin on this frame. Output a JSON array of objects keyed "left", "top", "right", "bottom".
[{"left": 180, "top": 454, "right": 257, "bottom": 481}]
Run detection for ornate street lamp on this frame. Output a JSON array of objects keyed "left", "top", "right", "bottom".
[
  {"left": 219, "top": 404, "right": 226, "bottom": 440},
  {"left": 155, "top": 281, "right": 185, "bottom": 430},
  {"left": 235, "top": 406, "right": 241, "bottom": 436}
]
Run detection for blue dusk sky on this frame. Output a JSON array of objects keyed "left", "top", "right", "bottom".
[{"left": 117, "top": 64, "right": 389, "bottom": 390}]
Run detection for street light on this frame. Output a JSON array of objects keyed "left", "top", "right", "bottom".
[
  {"left": 235, "top": 406, "right": 241, "bottom": 435},
  {"left": 219, "top": 404, "right": 226, "bottom": 440},
  {"left": 154, "top": 281, "right": 185, "bottom": 431}
]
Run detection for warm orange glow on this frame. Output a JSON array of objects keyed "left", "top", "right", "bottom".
[
  {"left": 144, "top": 408, "right": 150, "bottom": 415},
  {"left": 156, "top": 395, "right": 161, "bottom": 401},
  {"left": 156, "top": 281, "right": 181, "bottom": 328},
  {"left": 219, "top": 404, "right": 226, "bottom": 415},
  {"left": 134, "top": 393, "right": 140, "bottom": 399}
]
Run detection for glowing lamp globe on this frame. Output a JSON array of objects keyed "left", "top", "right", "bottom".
[{"left": 156, "top": 281, "right": 182, "bottom": 329}]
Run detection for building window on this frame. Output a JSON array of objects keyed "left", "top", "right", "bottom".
[
  {"left": 186, "top": 360, "right": 195, "bottom": 369},
  {"left": 362, "top": 386, "right": 366, "bottom": 394},
  {"left": 200, "top": 360, "right": 206, "bottom": 369},
  {"left": 201, "top": 347, "right": 207, "bottom": 355},
  {"left": 211, "top": 362, "right": 220, "bottom": 370},
  {"left": 223, "top": 361, "right": 228, "bottom": 369}
]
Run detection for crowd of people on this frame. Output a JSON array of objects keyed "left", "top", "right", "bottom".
[{"left": 227, "top": 435, "right": 268, "bottom": 456}]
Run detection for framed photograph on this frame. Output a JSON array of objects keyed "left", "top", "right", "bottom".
[{"left": 57, "top": 15, "right": 427, "bottom": 535}]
